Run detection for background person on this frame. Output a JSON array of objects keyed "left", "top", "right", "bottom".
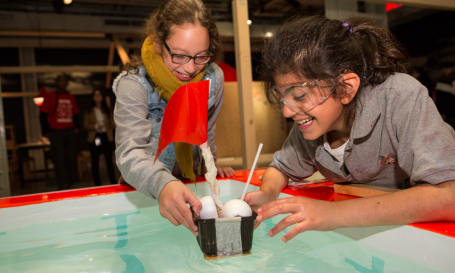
[
  {"left": 39, "top": 74, "right": 79, "bottom": 190},
  {"left": 434, "top": 61, "right": 455, "bottom": 129},
  {"left": 84, "top": 88, "right": 117, "bottom": 186},
  {"left": 410, "top": 66, "right": 434, "bottom": 99}
]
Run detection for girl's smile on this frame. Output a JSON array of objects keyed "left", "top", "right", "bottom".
[
  {"left": 175, "top": 71, "right": 192, "bottom": 81},
  {"left": 295, "top": 117, "right": 315, "bottom": 130}
]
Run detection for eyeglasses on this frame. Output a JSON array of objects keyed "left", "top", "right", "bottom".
[
  {"left": 267, "top": 79, "right": 337, "bottom": 113},
  {"left": 163, "top": 41, "right": 213, "bottom": 65}
]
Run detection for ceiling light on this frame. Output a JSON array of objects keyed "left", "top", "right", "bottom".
[
  {"left": 63, "top": 0, "right": 72, "bottom": 4},
  {"left": 33, "top": 97, "right": 44, "bottom": 106},
  {"left": 247, "top": 20, "right": 252, "bottom": 25},
  {"left": 265, "top": 32, "right": 273, "bottom": 38}
]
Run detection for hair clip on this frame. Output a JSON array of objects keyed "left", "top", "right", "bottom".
[{"left": 342, "top": 23, "right": 353, "bottom": 35}]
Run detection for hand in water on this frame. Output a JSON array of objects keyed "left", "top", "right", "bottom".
[
  {"left": 244, "top": 189, "right": 277, "bottom": 229},
  {"left": 255, "top": 197, "right": 340, "bottom": 242},
  {"left": 159, "top": 181, "right": 202, "bottom": 236}
]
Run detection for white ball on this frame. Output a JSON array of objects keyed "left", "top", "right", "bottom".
[
  {"left": 220, "top": 199, "right": 252, "bottom": 218},
  {"left": 199, "top": 196, "right": 219, "bottom": 219}
]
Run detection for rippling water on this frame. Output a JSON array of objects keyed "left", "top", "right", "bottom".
[{"left": 0, "top": 195, "right": 442, "bottom": 273}]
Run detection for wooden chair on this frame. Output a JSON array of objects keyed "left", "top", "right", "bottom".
[{"left": 77, "top": 150, "right": 91, "bottom": 179}]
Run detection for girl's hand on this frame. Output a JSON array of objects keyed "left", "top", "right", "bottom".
[
  {"left": 159, "top": 180, "right": 202, "bottom": 236},
  {"left": 244, "top": 190, "right": 276, "bottom": 212},
  {"left": 256, "top": 197, "right": 340, "bottom": 242},
  {"left": 217, "top": 167, "right": 235, "bottom": 178},
  {"left": 244, "top": 189, "right": 278, "bottom": 229},
  {"left": 118, "top": 175, "right": 126, "bottom": 184}
]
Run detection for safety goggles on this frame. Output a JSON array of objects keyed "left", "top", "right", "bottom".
[{"left": 267, "top": 79, "right": 337, "bottom": 113}]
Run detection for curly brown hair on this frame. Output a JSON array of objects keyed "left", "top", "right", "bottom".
[
  {"left": 125, "top": 0, "right": 221, "bottom": 71},
  {"left": 262, "top": 15, "right": 410, "bottom": 128}
]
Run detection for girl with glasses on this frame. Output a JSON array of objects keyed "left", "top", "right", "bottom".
[
  {"left": 245, "top": 15, "right": 455, "bottom": 243},
  {"left": 113, "top": 0, "right": 234, "bottom": 236}
]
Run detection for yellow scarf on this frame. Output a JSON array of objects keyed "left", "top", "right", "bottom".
[{"left": 142, "top": 35, "right": 205, "bottom": 182}]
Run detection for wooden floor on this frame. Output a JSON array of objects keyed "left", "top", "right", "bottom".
[
  {"left": 7, "top": 154, "right": 275, "bottom": 198},
  {"left": 9, "top": 160, "right": 121, "bottom": 197}
]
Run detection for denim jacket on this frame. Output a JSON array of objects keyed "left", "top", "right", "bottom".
[{"left": 113, "top": 63, "right": 224, "bottom": 199}]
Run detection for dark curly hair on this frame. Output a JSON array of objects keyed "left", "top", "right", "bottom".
[
  {"left": 262, "top": 15, "right": 410, "bottom": 128},
  {"left": 86, "top": 88, "right": 111, "bottom": 119},
  {"left": 125, "top": 0, "right": 221, "bottom": 71}
]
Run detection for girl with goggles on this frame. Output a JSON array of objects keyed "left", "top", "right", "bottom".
[{"left": 244, "top": 15, "right": 455, "bottom": 243}]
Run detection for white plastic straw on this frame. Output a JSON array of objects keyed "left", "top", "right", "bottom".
[{"left": 241, "top": 143, "right": 263, "bottom": 201}]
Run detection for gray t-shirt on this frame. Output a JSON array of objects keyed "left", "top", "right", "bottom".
[{"left": 271, "top": 73, "right": 455, "bottom": 189}]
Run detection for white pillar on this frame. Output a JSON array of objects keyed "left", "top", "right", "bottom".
[{"left": 19, "top": 48, "right": 45, "bottom": 170}]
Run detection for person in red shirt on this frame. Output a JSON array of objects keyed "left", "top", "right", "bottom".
[{"left": 40, "top": 74, "right": 80, "bottom": 190}]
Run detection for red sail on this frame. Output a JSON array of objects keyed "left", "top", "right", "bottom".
[{"left": 155, "top": 80, "right": 210, "bottom": 161}]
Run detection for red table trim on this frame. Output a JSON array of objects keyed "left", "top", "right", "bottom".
[
  {"left": 1, "top": 168, "right": 454, "bottom": 238},
  {"left": 0, "top": 184, "right": 136, "bottom": 209}
]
